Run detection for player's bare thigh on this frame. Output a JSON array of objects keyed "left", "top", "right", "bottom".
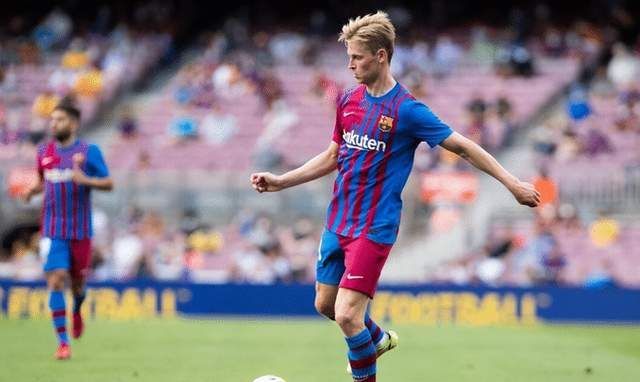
[{"left": 315, "top": 282, "right": 339, "bottom": 319}]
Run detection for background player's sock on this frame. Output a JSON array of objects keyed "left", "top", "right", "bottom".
[
  {"left": 49, "top": 290, "right": 69, "bottom": 345},
  {"left": 364, "top": 313, "right": 387, "bottom": 348},
  {"left": 73, "top": 290, "right": 86, "bottom": 314},
  {"left": 346, "top": 328, "right": 377, "bottom": 382}
]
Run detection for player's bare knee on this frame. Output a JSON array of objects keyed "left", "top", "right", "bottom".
[
  {"left": 334, "top": 306, "right": 359, "bottom": 330},
  {"left": 71, "top": 278, "right": 85, "bottom": 295},
  {"left": 47, "top": 274, "right": 65, "bottom": 291},
  {"left": 314, "top": 299, "right": 335, "bottom": 320}
]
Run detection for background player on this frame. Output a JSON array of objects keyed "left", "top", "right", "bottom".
[{"left": 24, "top": 102, "right": 114, "bottom": 360}]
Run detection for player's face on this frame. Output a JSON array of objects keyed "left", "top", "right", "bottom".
[
  {"left": 347, "top": 40, "right": 383, "bottom": 85},
  {"left": 50, "top": 110, "right": 77, "bottom": 142}
]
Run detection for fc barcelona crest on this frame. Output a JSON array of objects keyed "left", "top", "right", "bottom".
[{"left": 378, "top": 115, "right": 394, "bottom": 132}]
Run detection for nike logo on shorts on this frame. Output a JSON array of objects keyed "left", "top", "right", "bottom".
[{"left": 346, "top": 273, "right": 364, "bottom": 280}]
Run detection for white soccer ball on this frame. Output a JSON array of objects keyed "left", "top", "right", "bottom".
[{"left": 252, "top": 376, "right": 286, "bottom": 382}]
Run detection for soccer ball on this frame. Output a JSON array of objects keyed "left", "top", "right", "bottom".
[{"left": 252, "top": 376, "right": 286, "bottom": 382}]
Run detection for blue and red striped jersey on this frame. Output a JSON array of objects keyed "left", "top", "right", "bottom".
[
  {"left": 326, "top": 83, "right": 453, "bottom": 244},
  {"left": 36, "top": 139, "right": 109, "bottom": 240}
]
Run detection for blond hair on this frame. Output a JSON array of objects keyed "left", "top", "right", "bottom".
[{"left": 338, "top": 11, "right": 396, "bottom": 63}]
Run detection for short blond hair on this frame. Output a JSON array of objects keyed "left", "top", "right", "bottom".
[{"left": 338, "top": 11, "right": 396, "bottom": 63}]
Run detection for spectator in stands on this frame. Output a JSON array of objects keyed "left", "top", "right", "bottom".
[
  {"left": 531, "top": 121, "right": 558, "bottom": 157},
  {"left": 475, "top": 255, "right": 506, "bottom": 286},
  {"left": 494, "top": 96, "right": 516, "bottom": 146},
  {"left": 256, "top": 71, "right": 283, "bottom": 108},
  {"left": 252, "top": 31, "right": 274, "bottom": 68},
  {"left": 211, "top": 62, "right": 250, "bottom": 99},
  {"left": 33, "top": 8, "right": 73, "bottom": 50},
  {"left": 118, "top": 106, "right": 138, "bottom": 139},
  {"left": 589, "top": 212, "right": 620, "bottom": 248},
  {"left": 0, "top": 102, "right": 8, "bottom": 144},
  {"left": 111, "top": 228, "right": 144, "bottom": 280},
  {"left": 32, "top": 89, "right": 60, "bottom": 119},
  {"left": 590, "top": 66, "right": 617, "bottom": 98},
  {"left": 179, "top": 208, "right": 202, "bottom": 236},
  {"left": 474, "top": 227, "right": 518, "bottom": 285},
  {"left": 2, "top": 103, "right": 26, "bottom": 145},
  {"left": 515, "top": 224, "right": 558, "bottom": 285},
  {"left": 30, "top": 89, "right": 59, "bottom": 143},
  {"left": 542, "top": 27, "right": 566, "bottom": 57},
  {"left": 136, "top": 150, "right": 151, "bottom": 171},
  {"left": 431, "top": 35, "right": 462, "bottom": 79},
  {"left": 466, "top": 95, "right": 488, "bottom": 146},
  {"left": 469, "top": 26, "right": 496, "bottom": 68},
  {"left": 555, "top": 128, "right": 581, "bottom": 162},
  {"left": 607, "top": 43, "right": 640, "bottom": 90},
  {"left": 17, "top": 40, "right": 40, "bottom": 65},
  {"left": 434, "top": 256, "right": 475, "bottom": 285},
  {"left": 257, "top": 99, "right": 298, "bottom": 147},
  {"left": 584, "top": 259, "right": 617, "bottom": 289},
  {"left": 582, "top": 128, "right": 612, "bottom": 156},
  {"left": 280, "top": 217, "right": 319, "bottom": 282},
  {"left": 312, "top": 72, "right": 344, "bottom": 106},
  {"left": 74, "top": 64, "right": 104, "bottom": 98},
  {"left": 615, "top": 89, "right": 640, "bottom": 132},
  {"left": 168, "top": 107, "right": 199, "bottom": 142},
  {"left": 556, "top": 203, "right": 582, "bottom": 231},
  {"left": 201, "top": 105, "right": 237, "bottom": 145},
  {"left": 262, "top": 240, "right": 292, "bottom": 283},
  {"left": 495, "top": 40, "right": 535, "bottom": 77},
  {"left": 566, "top": 84, "right": 592, "bottom": 122},
  {"left": 540, "top": 247, "right": 566, "bottom": 285},
  {"left": 61, "top": 38, "right": 89, "bottom": 70},
  {"left": 150, "top": 233, "right": 186, "bottom": 281},
  {"left": 48, "top": 67, "right": 77, "bottom": 95},
  {"left": 533, "top": 167, "right": 558, "bottom": 208},
  {"left": 9, "top": 230, "right": 42, "bottom": 281}
]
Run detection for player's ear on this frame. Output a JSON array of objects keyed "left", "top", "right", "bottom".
[{"left": 377, "top": 48, "right": 387, "bottom": 64}]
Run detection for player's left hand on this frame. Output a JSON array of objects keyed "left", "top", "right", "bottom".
[
  {"left": 72, "top": 154, "right": 91, "bottom": 186},
  {"left": 509, "top": 180, "right": 541, "bottom": 208}
]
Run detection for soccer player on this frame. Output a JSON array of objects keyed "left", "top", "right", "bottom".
[
  {"left": 24, "top": 102, "right": 113, "bottom": 360},
  {"left": 251, "top": 12, "right": 540, "bottom": 381}
]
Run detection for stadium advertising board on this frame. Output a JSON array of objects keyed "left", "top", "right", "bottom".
[{"left": 1, "top": 281, "right": 639, "bottom": 324}]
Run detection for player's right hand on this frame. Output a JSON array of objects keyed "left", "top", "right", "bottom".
[
  {"left": 22, "top": 189, "right": 33, "bottom": 203},
  {"left": 250, "top": 172, "right": 284, "bottom": 193}
]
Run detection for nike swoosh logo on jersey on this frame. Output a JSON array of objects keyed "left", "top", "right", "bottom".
[
  {"left": 42, "top": 157, "right": 54, "bottom": 166},
  {"left": 346, "top": 274, "right": 364, "bottom": 280},
  {"left": 343, "top": 111, "right": 356, "bottom": 117}
]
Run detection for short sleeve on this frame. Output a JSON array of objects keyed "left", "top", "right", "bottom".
[
  {"left": 400, "top": 100, "right": 453, "bottom": 148},
  {"left": 36, "top": 149, "right": 44, "bottom": 176},
  {"left": 332, "top": 104, "right": 343, "bottom": 144},
  {"left": 86, "top": 144, "right": 109, "bottom": 178}
]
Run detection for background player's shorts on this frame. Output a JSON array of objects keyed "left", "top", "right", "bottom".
[
  {"left": 316, "top": 229, "right": 392, "bottom": 298},
  {"left": 43, "top": 238, "right": 92, "bottom": 279}
]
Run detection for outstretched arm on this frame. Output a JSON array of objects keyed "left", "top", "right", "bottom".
[
  {"left": 251, "top": 142, "right": 339, "bottom": 193},
  {"left": 440, "top": 132, "right": 540, "bottom": 207}
]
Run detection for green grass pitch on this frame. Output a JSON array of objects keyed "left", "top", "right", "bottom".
[{"left": 1, "top": 318, "right": 639, "bottom": 382}]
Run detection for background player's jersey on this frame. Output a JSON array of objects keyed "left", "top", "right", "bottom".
[
  {"left": 37, "top": 139, "right": 109, "bottom": 240},
  {"left": 326, "top": 83, "right": 453, "bottom": 244}
]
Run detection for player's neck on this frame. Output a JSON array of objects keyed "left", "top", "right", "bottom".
[
  {"left": 56, "top": 135, "right": 77, "bottom": 148},
  {"left": 365, "top": 73, "right": 396, "bottom": 98}
]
